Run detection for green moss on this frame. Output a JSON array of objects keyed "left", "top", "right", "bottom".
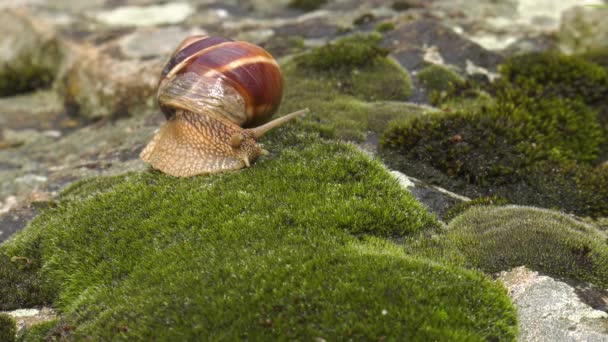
[
  {"left": 392, "top": 1, "right": 417, "bottom": 11},
  {"left": 382, "top": 96, "right": 602, "bottom": 182},
  {"left": 498, "top": 52, "right": 608, "bottom": 106},
  {"left": 0, "top": 41, "right": 60, "bottom": 97},
  {"left": 416, "top": 64, "right": 467, "bottom": 105},
  {"left": 294, "top": 33, "right": 389, "bottom": 71},
  {"left": 0, "top": 313, "right": 16, "bottom": 342},
  {"left": 380, "top": 92, "right": 607, "bottom": 217},
  {"left": 288, "top": 0, "right": 327, "bottom": 11},
  {"left": 580, "top": 48, "right": 608, "bottom": 70},
  {"left": 444, "top": 195, "right": 509, "bottom": 222},
  {"left": 375, "top": 21, "right": 396, "bottom": 33},
  {"left": 0, "top": 312, "right": 17, "bottom": 342},
  {"left": 0, "top": 243, "right": 53, "bottom": 310},
  {"left": 417, "top": 65, "right": 465, "bottom": 93},
  {"left": 437, "top": 206, "right": 608, "bottom": 286},
  {"left": 0, "top": 61, "right": 56, "bottom": 97},
  {"left": 0, "top": 130, "right": 518, "bottom": 339},
  {"left": 353, "top": 13, "right": 375, "bottom": 26},
  {"left": 18, "top": 320, "right": 57, "bottom": 342},
  {"left": 280, "top": 34, "right": 414, "bottom": 141}
]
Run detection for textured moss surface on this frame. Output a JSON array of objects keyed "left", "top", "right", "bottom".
[
  {"left": 281, "top": 33, "right": 416, "bottom": 141},
  {"left": 416, "top": 64, "right": 465, "bottom": 94},
  {"left": 414, "top": 206, "right": 608, "bottom": 287},
  {"left": 381, "top": 51, "right": 608, "bottom": 217},
  {"left": 499, "top": 52, "right": 608, "bottom": 106},
  {"left": 444, "top": 195, "right": 509, "bottom": 222},
  {"left": 0, "top": 313, "right": 16, "bottom": 342},
  {"left": 18, "top": 320, "right": 57, "bottom": 342},
  {"left": 0, "top": 49, "right": 58, "bottom": 97},
  {"left": 0, "top": 129, "right": 518, "bottom": 340}
]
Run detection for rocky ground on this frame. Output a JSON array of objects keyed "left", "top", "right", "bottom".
[{"left": 0, "top": 0, "right": 607, "bottom": 340}]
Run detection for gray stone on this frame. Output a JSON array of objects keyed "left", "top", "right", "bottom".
[
  {"left": 383, "top": 19, "right": 503, "bottom": 73},
  {"left": 58, "top": 42, "right": 163, "bottom": 118},
  {"left": 0, "top": 8, "right": 62, "bottom": 95},
  {"left": 499, "top": 267, "right": 608, "bottom": 342},
  {"left": 391, "top": 170, "right": 469, "bottom": 221},
  {"left": 92, "top": 3, "right": 195, "bottom": 27}
]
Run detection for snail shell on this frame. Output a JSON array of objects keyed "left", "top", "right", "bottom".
[{"left": 140, "top": 35, "right": 307, "bottom": 177}]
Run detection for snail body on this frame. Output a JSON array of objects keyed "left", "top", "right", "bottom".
[{"left": 140, "top": 35, "right": 307, "bottom": 177}]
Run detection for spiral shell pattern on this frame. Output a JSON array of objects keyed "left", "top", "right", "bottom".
[{"left": 158, "top": 35, "right": 284, "bottom": 127}]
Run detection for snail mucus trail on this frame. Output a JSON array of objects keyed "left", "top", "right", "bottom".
[{"left": 140, "top": 35, "right": 308, "bottom": 177}]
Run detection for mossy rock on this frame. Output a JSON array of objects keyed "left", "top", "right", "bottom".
[
  {"left": 18, "top": 320, "right": 57, "bottom": 342},
  {"left": 440, "top": 206, "right": 608, "bottom": 287},
  {"left": 294, "top": 33, "right": 390, "bottom": 72},
  {"left": 375, "top": 21, "right": 396, "bottom": 33},
  {"left": 280, "top": 33, "right": 415, "bottom": 141},
  {"left": 0, "top": 313, "right": 16, "bottom": 342},
  {"left": 288, "top": 0, "right": 327, "bottom": 11},
  {"left": 380, "top": 93, "right": 607, "bottom": 217},
  {"left": 444, "top": 195, "right": 509, "bottom": 222},
  {"left": 498, "top": 52, "right": 608, "bottom": 107},
  {"left": 416, "top": 64, "right": 465, "bottom": 94},
  {"left": 0, "top": 130, "right": 519, "bottom": 339},
  {"left": 0, "top": 43, "right": 60, "bottom": 97}
]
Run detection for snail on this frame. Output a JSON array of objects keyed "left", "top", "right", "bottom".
[{"left": 140, "top": 35, "right": 308, "bottom": 177}]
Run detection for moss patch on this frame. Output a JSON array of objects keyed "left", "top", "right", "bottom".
[
  {"left": 0, "top": 129, "right": 518, "bottom": 339},
  {"left": 381, "top": 71, "right": 607, "bottom": 217},
  {"left": 417, "top": 206, "right": 608, "bottom": 287},
  {"left": 288, "top": 0, "right": 327, "bottom": 11},
  {"left": 0, "top": 50, "right": 58, "bottom": 97},
  {"left": 416, "top": 64, "right": 465, "bottom": 94},
  {"left": 444, "top": 195, "right": 509, "bottom": 222},
  {"left": 18, "top": 320, "right": 57, "bottom": 342},
  {"left": 382, "top": 96, "right": 602, "bottom": 183},
  {"left": 0, "top": 313, "right": 16, "bottom": 342},
  {"left": 280, "top": 33, "right": 415, "bottom": 141},
  {"left": 498, "top": 52, "right": 608, "bottom": 107}
]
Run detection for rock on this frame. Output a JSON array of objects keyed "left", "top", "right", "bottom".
[
  {"left": 383, "top": 19, "right": 503, "bottom": 73},
  {"left": 3, "top": 307, "right": 56, "bottom": 334},
  {"left": 391, "top": 170, "right": 469, "bottom": 220},
  {"left": 117, "top": 27, "right": 205, "bottom": 60},
  {"left": 58, "top": 42, "right": 163, "bottom": 118},
  {"left": 0, "top": 8, "right": 62, "bottom": 96},
  {"left": 499, "top": 266, "right": 608, "bottom": 342},
  {"left": 92, "top": 3, "right": 195, "bottom": 27},
  {"left": 559, "top": 5, "right": 608, "bottom": 54}
]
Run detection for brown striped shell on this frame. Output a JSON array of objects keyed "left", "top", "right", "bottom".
[
  {"left": 157, "top": 35, "right": 284, "bottom": 127},
  {"left": 140, "top": 35, "right": 307, "bottom": 177}
]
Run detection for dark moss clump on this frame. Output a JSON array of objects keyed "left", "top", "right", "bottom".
[
  {"left": 0, "top": 129, "right": 520, "bottom": 339},
  {"left": 416, "top": 64, "right": 466, "bottom": 105},
  {"left": 580, "top": 48, "right": 608, "bottom": 71},
  {"left": 0, "top": 313, "right": 16, "bottom": 342},
  {"left": 0, "top": 244, "right": 53, "bottom": 310},
  {"left": 391, "top": 0, "right": 418, "bottom": 11},
  {"left": 498, "top": 52, "right": 608, "bottom": 106},
  {"left": 288, "top": 0, "right": 327, "bottom": 11},
  {"left": 381, "top": 92, "right": 606, "bottom": 216},
  {"left": 0, "top": 60, "right": 56, "bottom": 97},
  {"left": 382, "top": 96, "right": 602, "bottom": 183},
  {"left": 439, "top": 206, "right": 608, "bottom": 286},
  {"left": 294, "top": 33, "right": 389, "bottom": 71},
  {"left": 18, "top": 320, "right": 57, "bottom": 342},
  {"left": 444, "top": 195, "right": 509, "bottom": 222},
  {"left": 375, "top": 21, "right": 396, "bottom": 32},
  {"left": 353, "top": 13, "right": 375, "bottom": 26}
]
